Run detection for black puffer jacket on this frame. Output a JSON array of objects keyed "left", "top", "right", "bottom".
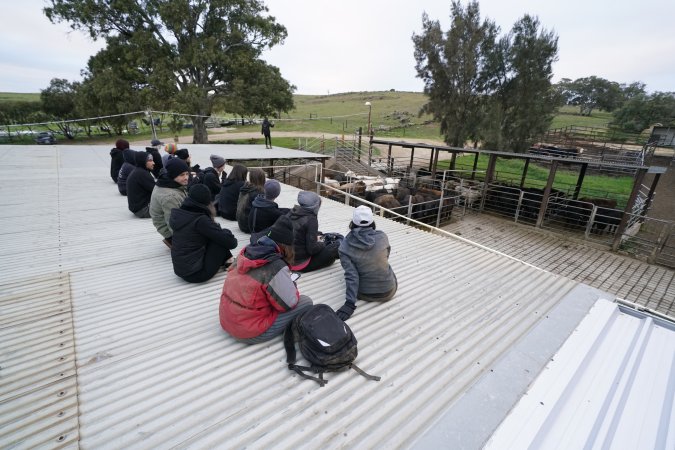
[
  {"left": 198, "top": 167, "right": 224, "bottom": 199},
  {"left": 218, "top": 179, "right": 244, "bottom": 220},
  {"left": 236, "top": 183, "right": 263, "bottom": 233},
  {"left": 288, "top": 205, "right": 325, "bottom": 264},
  {"left": 117, "top": 150, "right": 136, "bottom": 196},
  {"left": 169, "top": 198, "right": 238, "bottom": 277},
  {"left": 126, "top": 152, "right": 155, "bottom": 213},
  {"left": 110, "top": 148, "right": 124, "bottom": 182},
  {"left": 248, "top": 195, "right": 290, "bottom": 234}
]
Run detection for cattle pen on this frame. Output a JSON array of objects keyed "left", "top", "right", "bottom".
[{"left": 362, "top": 138, "right": 673, "bottom": 268}]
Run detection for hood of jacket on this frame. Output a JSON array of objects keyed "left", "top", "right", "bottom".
[
  {"left": 345, "top": 226, "right": 377, "bottom": 250},
  {"left": 133, "top": 150, "right": 150, "bottom": 168},
  {"left": 169, "top": 198, "right": 209, "bottom": 233},
  {"left": 251, "top": 194, "right": 278, "bottom": 208},
  {"left": 122, "top": 149, "right": 136, "bottom": 164},
  {"left": 236, "top": 236, "right": 283, "bottom": 274},
  {"left": 240, "top": 182, "right": 261, "bottom": 196},
  {"left": 289, "top": 204, "right": 315, "bottom": 220},
  {"left": 110, "top": 148, "right": 124, "bottom": 158}
]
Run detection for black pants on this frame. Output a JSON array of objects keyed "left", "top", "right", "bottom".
[
  {"left": 181, "top": 241, "right": 233, "bottom": 283},
  {"left": 299, "top": 243, "right": 339, "bottom": 273},
  {"left": 264, "top": 134, "right": 272, "bottom": 147}
]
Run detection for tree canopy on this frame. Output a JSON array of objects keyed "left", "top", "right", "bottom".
[
  {"left": 44, "top": 0, "right": 293, "bottom": 143},
  {"left": 413, "top": 1, "right": 558, "bottom": 152}
]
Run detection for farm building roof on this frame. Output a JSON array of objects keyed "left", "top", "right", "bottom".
[
  {"left": 372, "top": 138, "right": 659, "bottom": 170},
  {"left": 1, "top": 145, "right": 673, "bottom": 449}
]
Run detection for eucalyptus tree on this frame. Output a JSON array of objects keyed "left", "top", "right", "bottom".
[
  {"left": 413, "top": 1, "right": 498, "bottom": 147},
  {"left": 45, "top": 0, "right": 291, "bottom": 143},
  {"left": 485, "top": 15, "right": 559, "bottom": 151}
]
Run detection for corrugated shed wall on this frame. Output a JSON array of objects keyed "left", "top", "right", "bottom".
[
  {"left": 0, "top": 145, "right": 599, "bottom": 449},
  {"left": 485, "top": 299, "right": 675, "bottom": 450}
]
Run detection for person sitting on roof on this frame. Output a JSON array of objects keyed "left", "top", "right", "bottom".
[
  {"left": 248, "top": 179, "right": 290, "bottom": 240},
  {"left": 117, "top": 148, "right": 137, "bottom": 196},
  {"left": 218, "top": 164, "right": 248, "bottom": 220},
  {"left": 198, "top": 154, "right": 228, "bottom": 202},
  {"left": 110, "top": 138, "right": 129, "bottom": 183},
  {"left": 125, "top": 151, "right": 156, "bottom": 219},
  {"left": 162, "top": 142, "right": 178, "bottom": 166},
  {"left": 219, "top": 215, "right": 312, "bottom": 344},
  {"left": 149, "top": 158, "right": 189, "bottom": 248},
  {"left": 169, "top": 184, "right": 237, "bottom": 283},
  {"left": 236, "top": 168, "right": 266, "bottom": 233},
  {"left": 335, "top": 205, "right": 398, "bottom": 321},
  {"left": 144, "top": 138, "right": 164, "bottom": 178},
  {"left": 287, "top": 191, "right": 339, "bottom": 273}
]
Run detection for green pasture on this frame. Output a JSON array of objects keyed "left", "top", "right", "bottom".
[
  {"left": 440, "top": 154, "right": 634, "bottom": 205},
  {"left": 1, "top": 90, "right": 628, "bottom": 146}
]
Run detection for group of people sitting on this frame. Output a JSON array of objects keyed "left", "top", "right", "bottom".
[{"left": 109, "top": 138, "right": 398, "bottom": 344}]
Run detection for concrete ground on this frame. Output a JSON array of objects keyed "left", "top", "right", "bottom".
[{"left": 442, "top": 212, "right": 675, "bottom": 319}]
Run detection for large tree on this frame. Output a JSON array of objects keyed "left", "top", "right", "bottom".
[
  {"left": 412, "top": 1, "right": 497, "bottom": 147},
  {"left": 485, "top": 15, "right": 559, "bottom": 151},
  {"left": 222, "top": 60, "right": 296, "bottom": 120},
  {"left": 557, "top": 76, "right": 622, "bottom": 116},
  {"left": 612, "top": 92, "right": 675, "bottom": 133},
  {"left": 76, "top": 49, "right": 148, "bottom": 136},
  {"left": 40, "top": 78, "right": 80, "bottom": 139},
  {"left": 45, "top": 0, "right": 291, "bottom": 143}
]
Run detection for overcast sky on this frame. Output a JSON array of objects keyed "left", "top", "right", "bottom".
[{"left": 2, "top": 0, "right": 673, "bottom": 94}]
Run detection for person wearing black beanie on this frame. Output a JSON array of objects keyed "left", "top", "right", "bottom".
[
  {"left": 219, "top": 214, "right": 313, "bottom": 344},
  {"left": 169, "top": 184, "right": 238, "bottom": 283},
  {"left": 149, "top": 158, "right": 190, "bottom": 248}
]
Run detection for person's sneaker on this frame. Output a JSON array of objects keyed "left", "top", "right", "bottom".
[{"left": 162, "top": 238, "right": 172, "bottom": 249}]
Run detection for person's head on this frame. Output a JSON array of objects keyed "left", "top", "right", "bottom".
[
  {"left": 248, "top": 168, "right": 266, "bottom": 189},
  {"left": 267, "top": 215, "right": 295, "bottom": 264},
  {"left": 175, "top": 148, "right": 190, "bottom": 164},
  {"left": 144, "top": 152, "right": 155, "bottom": 171},
  {"left": 227, "top": 164, "right": 248, "bottom": 182},
  {"left": 263, "top": 179, "right": 281, "bottom": 200},
  {"left": 164, "top": 143, "right": 178, "bottom": 155},
  {"left": 151, "top": 138, "right": 164, "bottom": 149},
  {"left": 115, "top": 139, "right": 130, "bottom": 150},
  {"left": 350, "top": 205, "right": 376, "bottom": 230},
  {"left": 165, "top": 158, "right": 190, "bottom": 186},
  {"left": 297, "top": 191, "right": 321, "bottom": 215},
  {"left": 187, "top": 184, "right": 215, "bottom": 217},
  {"left": 209, "top": 154, "right": 226, "bottom": 173}
]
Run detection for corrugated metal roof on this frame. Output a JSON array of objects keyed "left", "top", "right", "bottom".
[
  {"left": 0, "top": 145, "right": 671, "bottom": 449},
  {"left": 484, "top": 299, "right": 675, "bottom": 450}
]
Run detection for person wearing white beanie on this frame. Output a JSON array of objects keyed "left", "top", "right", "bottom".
[{"left": 335, "top": 205, "right": 398, "bottom": 321}]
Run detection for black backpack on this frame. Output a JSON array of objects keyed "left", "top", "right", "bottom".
[{"left": 284, "top": 304, "right": 381, "bottom": 387}]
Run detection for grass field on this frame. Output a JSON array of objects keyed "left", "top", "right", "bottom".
[
  {"left": 0, "top": 92, "right": 40, "bottom": 102},
  {"left": 1, "top": 90, "right": 620, "bottom": 143}
]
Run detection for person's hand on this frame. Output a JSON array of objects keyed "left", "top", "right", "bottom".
[{"left": 336, "top": 303, "right": 356, "bottom": 321}]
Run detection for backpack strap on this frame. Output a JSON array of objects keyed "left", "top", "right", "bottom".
[
  {"left": 350, "top": 363, "right": 381, "bottom": 382},
  {"left": 283, "top": 320, "right": 297, "bottom": 365},
  {"left": 289, "top": 365, "right": 327, "bottom": 387}
]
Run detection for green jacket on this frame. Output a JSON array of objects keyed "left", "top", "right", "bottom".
[{"left": 150, "top": 181, "right": 188, "bottom": 238}]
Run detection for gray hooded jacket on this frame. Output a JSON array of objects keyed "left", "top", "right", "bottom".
[{"left": 338, "top": 226, "right": 396, "bottom": 305}]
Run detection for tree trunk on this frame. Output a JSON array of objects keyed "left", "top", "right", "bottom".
[{"left": 192, "top": 117, "right": 209, "bottom": 143}]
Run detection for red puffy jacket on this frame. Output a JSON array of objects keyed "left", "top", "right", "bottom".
[{"left": 219, "top": 239, "right": 299, "bottom": 339}]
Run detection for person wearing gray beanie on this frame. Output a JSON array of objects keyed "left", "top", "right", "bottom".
[
  {"left": 168, "top": 184, "right": 237, "bottom": 283},
  {"left": 287, "top": 190, "right": 339, "bottom": 273}
]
